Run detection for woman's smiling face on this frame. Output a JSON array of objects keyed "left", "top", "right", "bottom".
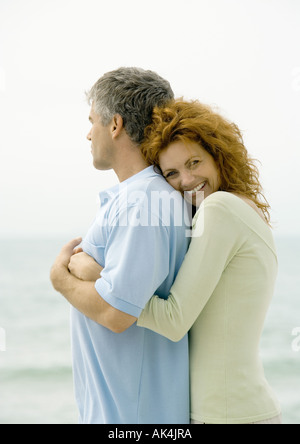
[{"left": 159, "top": 141, "right": 221, "bottom": 206}]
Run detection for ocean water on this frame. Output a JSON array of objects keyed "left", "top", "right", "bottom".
[{"left": 0, "top": 236, "right": 299, "bottom": 424}]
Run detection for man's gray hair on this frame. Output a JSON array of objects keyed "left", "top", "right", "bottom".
[{"left": 86, "top": 67, "right": 174, "bottom": 144}]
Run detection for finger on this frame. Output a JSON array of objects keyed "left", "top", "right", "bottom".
[
  {"left": 63, "top": 237, "right": 82, "bottom": 253},
  {"left": 60, "top": 238, "right": 82, "bottom": 260},
  {"left": 69, "top": 237, "right": 82, "bottom": 248},
  {"left": 73, "top": 247, "right": 84, "bottom": 254}
]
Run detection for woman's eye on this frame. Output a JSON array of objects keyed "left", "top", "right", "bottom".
[
  {"left": 190, "top": 160, "right": 200, "bottom": 167},
  {"left": 165, "top": 171, "right": 177, "bottom": 179}
]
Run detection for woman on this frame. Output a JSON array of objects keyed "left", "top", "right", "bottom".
[{"left": 69, "top": 100, "right": 281, "bottom": 424}]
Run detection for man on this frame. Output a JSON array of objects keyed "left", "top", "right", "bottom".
[{"left": 50, "top": 67, "right": 190, "bottom": 424}]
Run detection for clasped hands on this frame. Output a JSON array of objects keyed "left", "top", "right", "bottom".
[
  {"left": 68, "top": 244, "right": 103, "bottom": 282},
  {"left": 50, "top": 238, "right": 136, "bottom": 332},
  {"left": 50, "top": 238, "right": 103, "bottom": 291}
]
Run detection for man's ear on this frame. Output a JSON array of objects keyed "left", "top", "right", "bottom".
[{"left": 111, "top": 114, "right": 124, "bottom": 139}]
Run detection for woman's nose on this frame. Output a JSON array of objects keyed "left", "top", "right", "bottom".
[{"left": 180, "top": 171, "right": 195, "bottom": 189}]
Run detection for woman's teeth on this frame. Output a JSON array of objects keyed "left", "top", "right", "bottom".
[{"left": 186, "top": 182, "right": 206, "bottom": 194}]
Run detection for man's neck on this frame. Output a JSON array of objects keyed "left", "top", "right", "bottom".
[
  {"left": 114, "top": 153, "right": 150, "bottom": 183},
  {"left": 110, "top": 132, "right": 151, "bottom": 182}
]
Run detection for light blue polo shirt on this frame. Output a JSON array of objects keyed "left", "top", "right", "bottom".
[{"left": 70, "top": 166, "right": 190, "bottom": 424}]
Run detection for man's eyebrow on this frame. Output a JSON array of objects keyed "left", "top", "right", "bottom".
[{"left": 89, "top": 116, "right": 93, "bottom": 122}]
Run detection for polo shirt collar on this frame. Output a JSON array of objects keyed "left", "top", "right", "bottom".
[{"left": 99, "top": 166, "right": 159, "bottom": 204}]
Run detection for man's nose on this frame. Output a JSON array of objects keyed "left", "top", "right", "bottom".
[{"left": 86, "top": 130, "right": 91, "bottom": 141}]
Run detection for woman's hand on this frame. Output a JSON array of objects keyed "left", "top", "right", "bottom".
[{"left": 68, "top": 250, "right": 103, "bottom": 282}]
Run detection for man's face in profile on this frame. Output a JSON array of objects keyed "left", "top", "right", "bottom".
[{"left": 87, "top": 102, "right": 114, "bottom": 171}]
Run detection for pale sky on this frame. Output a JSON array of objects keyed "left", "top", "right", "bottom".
[{"left": 0, "top": 0, "right": 299, "bottom": 238}]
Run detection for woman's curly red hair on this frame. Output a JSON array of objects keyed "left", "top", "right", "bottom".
[{"left": 141, "top": 99, "right": 271, "bottom": 224}]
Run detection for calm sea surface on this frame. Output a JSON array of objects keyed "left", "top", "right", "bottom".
[{"left": 0, "top": 236, "right": 299, "bottom": 424}]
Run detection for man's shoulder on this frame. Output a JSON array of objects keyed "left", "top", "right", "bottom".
[
  {"left": 132, "top": 173, "right": 183, "bottom": 202},
  {"left": 107, "top": 173, "right": 188, "bottom": 229}
]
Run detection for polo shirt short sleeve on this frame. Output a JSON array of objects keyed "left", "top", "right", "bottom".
[{"left": 95, "top": 214, "right": 170, "bottom": 317}]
